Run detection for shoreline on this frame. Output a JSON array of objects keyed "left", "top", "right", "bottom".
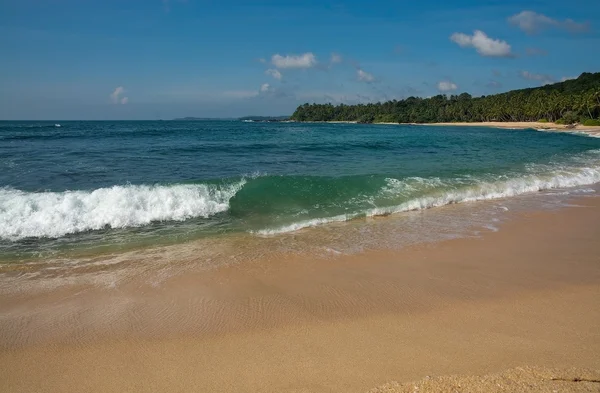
[
  {"left": 1, "top": 196, "right": 600, "bottom": 392},
  {"left": 317, "top": 120, "right": 600, "bottom": 136},
  {"left": 424, "top": 121, "right": 600, "bottom": 134}
]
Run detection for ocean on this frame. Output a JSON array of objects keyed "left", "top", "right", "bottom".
[{"left": 2, "top": 120, "right": 600, "bottom": 263}]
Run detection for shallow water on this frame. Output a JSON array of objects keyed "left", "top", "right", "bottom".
[{"left": 1, "top": 120, "right": 600, "bottom": 261}]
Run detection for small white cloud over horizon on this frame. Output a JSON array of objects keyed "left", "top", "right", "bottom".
[
  {"left": 357, "top": 69, "right": 375, "bottom": 83},
  {"left": 260, "top": 83, "right": 272, "bottom": 93},
  {"left": 437, "top": 81, "right": 458, "bottom": 92},
  {"left": 110, "top": 86, "right": 129, "bottom": 105},
  {"left": 508, "top": 11, "right": 589, "bottom": 34},
  {"left": 265, "top": 68, "right": 282, "bottom": 80},
  {"left": 520, "top": 71, "right": 555, "bottom": 85},
  {"left": 450, "top": 30, "right": 513, "bottom": 57},
  {"left": 271, "top": 53, "right": 317, "bottom": 69}
]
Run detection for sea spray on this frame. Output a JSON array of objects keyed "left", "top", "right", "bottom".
[{"left": 0, "top": 181, "right": 245, "bottom": 240}]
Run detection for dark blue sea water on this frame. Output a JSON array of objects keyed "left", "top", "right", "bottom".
[{"left": 1, "top": 120, "right": 600, "bottom": 260}]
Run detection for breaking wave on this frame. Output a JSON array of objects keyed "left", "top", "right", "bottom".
[
  {"left": 0, "top": 181, "right": 245, "bottom": 240},
  {"left": 2, "top": 150, "right": 600, "bottom": 241},
  {"left": 255, "top": 161, "right": 600, "bottom": 235}
]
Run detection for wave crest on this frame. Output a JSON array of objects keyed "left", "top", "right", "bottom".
[
  {"left": 0, "top": 181, "right": 245, "bottom": 240},
  {"left": 255, "top": 164, "right": 600, "bottom": 235}
]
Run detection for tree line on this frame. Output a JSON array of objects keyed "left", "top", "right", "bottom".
[{"left": 290, "top": 72, "right": 600, "bottom": 125}]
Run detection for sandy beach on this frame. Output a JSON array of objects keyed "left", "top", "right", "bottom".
[
  {"left": 1, "top": 194, "right": 600, "bottom": 392},
  {"left": 426, "top": 121, "right": 600, "bottom": 135},
  {"left": 322, "top": 120, "right": 600, "bottom": 137}
]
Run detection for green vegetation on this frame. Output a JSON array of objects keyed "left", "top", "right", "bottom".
[
  {"left": 291, "top": 72, "right": 600, "bottom": 124},
  {"left": 538, "top": 118, "right": 549, "bottom": 123},
  {"left": 238, "top": 116, "right": 290, "bottom": 122},
  {"left": 583, "top": 119, "right": 600, "bottom": 126}
]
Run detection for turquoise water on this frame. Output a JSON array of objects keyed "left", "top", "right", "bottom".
[{"left": 1, "top": 120, "right": 600, "bottom": 260}]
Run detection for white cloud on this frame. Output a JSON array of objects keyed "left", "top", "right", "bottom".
[
  {"left": 508, "top": 11, "right": 589, "bottom": 34},
  {"left": 260, "top": 83, "right": 272, "bottom": 93},
  {"left": 437, "top": 81, "right": 458, "bottom": 92},
  {"left": 520, "top": 71, "right": 555, "bottom": 85},
  {"left": 265, "top": 68, "right": 282, "bottom": 80},
  {"left": 357, "top": 69, "right": 375, "bottom": 83},
  {"left": 330, "top": 53, "right": 342, "bottom": 64},
  {"left": 271, "top": 53, "right": 317, "bottom": 69},
  {"left": 110, "top": 86, "right": 129, "bottom": 105},
  {"left": 450, "top": 30, "right": 513, "bottom": 57}
]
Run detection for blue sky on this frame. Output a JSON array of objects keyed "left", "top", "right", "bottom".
[{"left": 1, "top": 0, "right": 599, "bottom": 120}]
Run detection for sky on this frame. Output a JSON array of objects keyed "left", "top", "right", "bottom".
[{"left": 1, "top": 0, "right": 599, "bottom": 120}]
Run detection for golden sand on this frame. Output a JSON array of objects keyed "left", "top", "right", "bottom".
[
  {"left": 1, "top": 197, "right": 600, "bottom": 392},
  {"left": 422, "top": 121, "right": 600, "bottom": 135},
  {"left": 326, "top": 120, "right": 600, "bottom": 136},
  {"left": 369, "top": 366, "right": 600, "bottom": 393}
]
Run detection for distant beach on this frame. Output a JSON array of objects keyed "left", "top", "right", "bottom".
[
  {"left": 323, "top": 120, "right": 600, "bottom": 137},
  {"left": 425, "top": 121, "right": 600, "bottom": 135}
]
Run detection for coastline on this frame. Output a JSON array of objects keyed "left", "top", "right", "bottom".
[
  {"left": 1, "top": 195, "right": 600, "bottom": 392},
  {"left": 425, "top": 121, "right": 600, "bottom": 135},
  {"left": 316, "top": 120, "right": 600, "bottom": 136}
]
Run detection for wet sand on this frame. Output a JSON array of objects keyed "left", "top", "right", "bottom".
[
  {"left": 1, "top": 197, "right": 600, "bottom": 392},
  {"left": 325, "top": 120, "right": 600, "bottom": 137},
  {"left": 426, "top": 121, "right": 600, "bottom": 135}
]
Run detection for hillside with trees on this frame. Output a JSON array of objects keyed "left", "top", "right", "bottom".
[{"left": 290, "top": 72, "right": 600, "bottom": 125}]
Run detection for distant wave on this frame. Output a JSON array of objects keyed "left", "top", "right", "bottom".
[
  {"left": 0, "top": 181, "right": 245, "bottom": 240},
  {"left": 0, "top": 123, "right": 64, "bottom": 129}
]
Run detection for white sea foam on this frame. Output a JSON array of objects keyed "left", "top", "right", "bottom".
[
  {"left": 534, "top": 128, "right": 600, "bottom": 138},
  {"left": 0, "top": 181, "right": 245, "bottom": 240},
  {"left": 368, "top": 165, "right": 600, "bottom": 216},
  {"left": 256, "top": 162, "right": 600, "bottom": 235},
  {"left": 254, "top": 213, "right": 358, "bottom": 236}
]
